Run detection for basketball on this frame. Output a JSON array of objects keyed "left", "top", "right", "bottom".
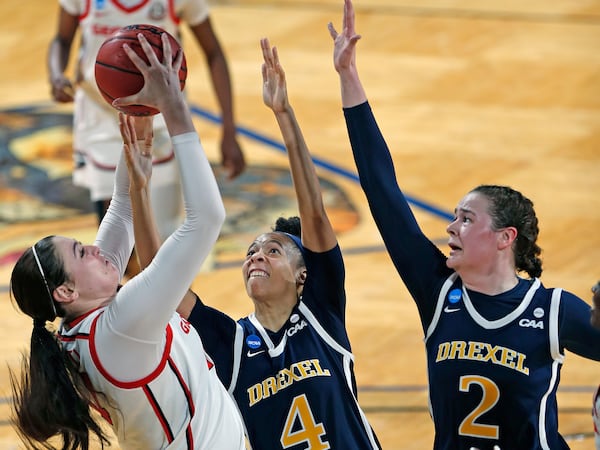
[{"left": 95, "top": 24, "right": 187, "bottom": 116}]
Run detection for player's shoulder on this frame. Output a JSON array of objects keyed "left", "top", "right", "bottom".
[{"left": 59, "top": 0, "right": 84, "bottom": 15}]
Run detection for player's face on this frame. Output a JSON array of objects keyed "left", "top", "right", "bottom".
[
  {"left": 242, "top": 233, "right": 299, "bottom": 301},
  {"left": 446, "top": 192, "right": 502, "bottom": 274},
  {"left": 52, "top": 236, "right": 120, "bottom": 303}
]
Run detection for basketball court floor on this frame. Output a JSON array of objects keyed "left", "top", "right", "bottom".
[{"left": 0, "top": 0, "right": 599, "bottom": 448}]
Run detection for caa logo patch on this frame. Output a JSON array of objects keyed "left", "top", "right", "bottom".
[
  {"left": 286, "top": 319, "right": 308, "bottom": 337},
  {"left": 519, "top": 318, "right": 544, "bottom": 329}
]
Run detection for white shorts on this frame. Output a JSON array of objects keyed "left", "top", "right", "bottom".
[{"left": 73, "top": 88, "right": 183, "bottom": 239}]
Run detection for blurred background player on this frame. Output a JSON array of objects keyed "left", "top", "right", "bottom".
[{"left": 48, "top": 0, "right": 246, "bottom": 242}]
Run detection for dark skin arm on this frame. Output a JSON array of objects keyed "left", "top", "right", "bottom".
[
  {"left": 260, "top": 38, "right": 336, "bottom": 253},
  {"left": 48, "top": 6, "right": 78, "bottom": 102},
  {"left": 123, "top": 114, "right": 197, "bottom": 318},
  {"left": 592, "top": 281, "right": 600, "bottom": 329},
  {"left": 132, "top": 178, "right": 197, "bottom": 317},
  {"left": 189, "top": 19, "right": 245, "bottom": 180}
]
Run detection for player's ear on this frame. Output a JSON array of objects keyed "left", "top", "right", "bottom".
[
  {"left": 296, "top": 268, "right": 307, "bottom": 286},
  {"left": 498, "top": 226, "right": 517, "bottom": 250},
  {"left": 53, "top": 283, "right": 78, "bottom": 304}
]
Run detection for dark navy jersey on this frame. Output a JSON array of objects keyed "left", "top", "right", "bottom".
[
  {"left": 189, "top": 245, "right": 381, "bottom": 450},
  {"left": 343, "top": 101, "right": 600, "bottom": 449},
  {"left": 427, "top": 274, "right": 567, "bottom": 449}
]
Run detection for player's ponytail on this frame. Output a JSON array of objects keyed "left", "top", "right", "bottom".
[{"left": 10, "top": 322, "right": 111, "bottom": 450}]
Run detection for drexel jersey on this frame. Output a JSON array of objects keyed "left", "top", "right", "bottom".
[
  {"left": 230, "top": 309, "right": 376, "bottom": 449},
  {"left": 225, "top": 246, "right": 380, "bottom": 450},
  {"left": 424, "top": 274, "right": 568, "bottom": 450},
  {"left": 344, "top": 101, "right": 600, "bottom": 450}
]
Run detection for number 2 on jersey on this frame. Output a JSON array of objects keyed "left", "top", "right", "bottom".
[
  {"left": 458, "top": 375, "right": 500, "bottom": 439},
  {"left": 280, "top": 394, "right": 330, "bottom": 449}
]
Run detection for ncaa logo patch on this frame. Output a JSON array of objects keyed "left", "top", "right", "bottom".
[
  {"left": 448, "top": 288, "right": 462, "bottom": 304},
  {"left": 246, "top": 334, "right": 262, "bottom": 349}
]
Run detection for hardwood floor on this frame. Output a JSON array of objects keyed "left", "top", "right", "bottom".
[{"left": 0, "top": 0, "right": 598, "bottom": 448}]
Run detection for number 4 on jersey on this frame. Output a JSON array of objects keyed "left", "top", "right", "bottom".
[{"left": 280, "top": 394, "right": 330, "bottom": 449}]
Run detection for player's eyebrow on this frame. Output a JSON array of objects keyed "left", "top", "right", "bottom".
[{"left": 456, "top": 207, "right": 474, "bottom": 215}]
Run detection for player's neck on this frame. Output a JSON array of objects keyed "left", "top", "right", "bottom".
[{"left": 253, "top": 298, "right": 296, "bottom": 332}]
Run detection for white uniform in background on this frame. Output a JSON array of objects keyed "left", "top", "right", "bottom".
[{"left": 61, "top": 0, "right": 209, "bottom": 239}]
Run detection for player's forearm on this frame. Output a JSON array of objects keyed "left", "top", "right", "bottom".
[
  {"left": 274, "top": 107, "right": 323, "bottom": 218},
  {"left": 274, "top": 106, "right": 336, "bottom": 251},
  {"left": 47, "top": 38, "right": 70, "bottom": 82},
  {"left": 338, "top": 66, "right": 367, "bottom": 109},
  {"left": 130, "top": 186, "right": 161, "bottom": 269}
]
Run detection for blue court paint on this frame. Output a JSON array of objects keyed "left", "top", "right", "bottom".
[{"left": 189, "top": 104, "right": 454, "bottom": 221}]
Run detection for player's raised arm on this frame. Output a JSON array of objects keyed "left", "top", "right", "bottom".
[{"left": 260, "top": 38, "right": 336, "bottom": 252}]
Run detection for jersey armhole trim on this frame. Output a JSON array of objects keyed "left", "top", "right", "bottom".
[
  {"left": 549, "top": 288, "right": 564, "bottom": 362},
  {"left": 424, "top": 272, "right": 458, "bottom": 342}
]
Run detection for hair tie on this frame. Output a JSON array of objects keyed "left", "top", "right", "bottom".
[{"left": 33, "top": 318, "right": 46, "bottom": 328}]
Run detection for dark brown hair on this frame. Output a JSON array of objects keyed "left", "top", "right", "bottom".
[{"left": 471, "top": 185, "right": 543, "bottom": 278}]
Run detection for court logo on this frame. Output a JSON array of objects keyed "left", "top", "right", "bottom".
[{"left": 0, "top": 104, "right": 358, "bottom": 268}]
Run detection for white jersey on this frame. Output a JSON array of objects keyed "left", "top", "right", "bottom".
[
  {"left": 59, "top": 132, "right": 244, "bottom": 449},
  {"left": 60, "top": 0, "right": 209, "bottom": 98},
  {"left": 59, "top": 0, "right": 210, "bottom": 238},
  {"left": 60, "top": 310, "right": 244, "bottom": 449}
]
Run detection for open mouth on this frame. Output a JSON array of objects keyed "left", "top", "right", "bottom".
[{"left": 248, "top": 269, "right": 268, "bottom": 279}]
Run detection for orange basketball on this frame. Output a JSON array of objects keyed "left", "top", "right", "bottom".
[{"left": 95, "top": 24, "right": 187, "bottom": 116}]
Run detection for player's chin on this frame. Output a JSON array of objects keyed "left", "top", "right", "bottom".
[
  {"left": 245, "top": 279, "right": 269, "bottom": 298},
  {"left": 107, "top": 263, "right": 120, "bottom": 279},
  {"left": 445, "top": 255, "right": 457, "bottom": 269}
]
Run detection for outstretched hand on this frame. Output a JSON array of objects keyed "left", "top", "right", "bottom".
[
  {"left": 327, "top": 0, "right": 361, "bottom": 73},
  {"left": 260, "top": 38, "right": 289, "bottom": 114},
  {"left": 119, "top": 113, "right": 153, "bottom": 191},
  {"left": 112, "top": 32, "right": 184, "bottom": 113}
]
